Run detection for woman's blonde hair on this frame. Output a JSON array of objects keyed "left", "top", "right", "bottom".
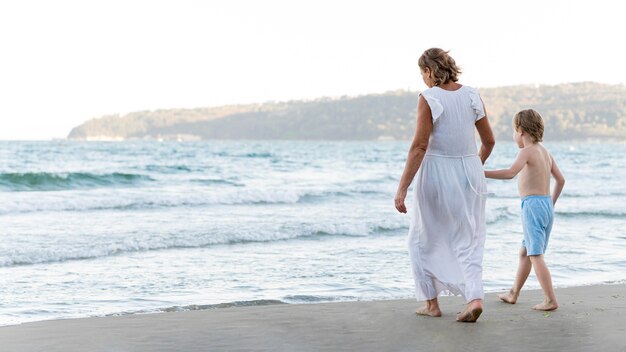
[
  {"left": 513, "top": 109, "right": 544, "bottom": 143},
  {"left": 418, "top": 48, "right": 461, "bottom": 86}
]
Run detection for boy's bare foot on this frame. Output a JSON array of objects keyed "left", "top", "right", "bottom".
[
  {"left": 456, "top": 300, "right": 483, "bottom": 323},
  {"left": 415, "top": 306, "right": 442, "bottom": 317},
  {"left": 497, "top": 289, "right": 519, "bottom": 304},
  {"left": 533, "top": 300, "right": 558, "bottom": 311}
]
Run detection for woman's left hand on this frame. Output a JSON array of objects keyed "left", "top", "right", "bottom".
[{"left": 394, "top": 189, "right": 407, "bottom": 213}]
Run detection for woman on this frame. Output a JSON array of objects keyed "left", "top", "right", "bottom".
[{"left": 395, "top": 48, "right": 495, "bottom": 322}]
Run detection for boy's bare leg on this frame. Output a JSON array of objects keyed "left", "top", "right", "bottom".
[
  {"left": 415, "top": 297, "right": 442, "bottom": 317},
  {"left": 456, "top": 299, "right": 483, "bottom": 322},
  {"left": 498, "top": 247, "right": 531, "bottom": 304},
  {"left": 528, "top": 254, "right": 559, "bottom": 311}
]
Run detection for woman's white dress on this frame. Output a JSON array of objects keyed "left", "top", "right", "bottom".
[{"left": 408, "top": 85, "right": 487, "bottom": 303}]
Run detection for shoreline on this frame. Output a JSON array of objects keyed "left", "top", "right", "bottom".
[
  {"left": 1, "top": 283, "right": 625, "bottom": 351},
  {"left": 4, "top": 280, "right": 623, "bottom": 328}
]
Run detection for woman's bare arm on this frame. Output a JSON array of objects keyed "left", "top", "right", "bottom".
[
  {"left": 394, "top": 95, "right": 433, "bottom": 213},
  {"left": 475, "top": 98, "right": 495, "bottom": 165}
]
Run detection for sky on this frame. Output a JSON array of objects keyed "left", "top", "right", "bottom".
[{"left": 0, "top": 0, "right": 625, "bottom": 140}]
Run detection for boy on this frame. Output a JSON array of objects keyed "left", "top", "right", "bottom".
[{"left": 485, "top": 109, "right": 565, "bottom": 311}]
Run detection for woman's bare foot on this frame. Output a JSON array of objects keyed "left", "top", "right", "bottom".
[
  {"left": 415, "top": 305, "right": 442, "bottom": 317},
  {"left": 497, "top": 289, "right": 519, "bottom": 304},
  {"left": 533, "top": 299, "right": 558, "bottom": 311},
  {"left": 456, "top": 299, "right": 483, "bottom": 323},
  {"left": 415, "top": 299, "right": 442, "bottom": 317}
]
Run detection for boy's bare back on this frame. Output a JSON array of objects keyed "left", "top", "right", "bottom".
[{"left": 517, "top": 144, "right": 552, "bottom": 197}]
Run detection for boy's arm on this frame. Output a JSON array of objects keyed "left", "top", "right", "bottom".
[
  {"left": 484, "top": 149, "right": 529, "bottom": 179},
  {"left": 550, "top": 154, "right": 565, "bottom": 205}
]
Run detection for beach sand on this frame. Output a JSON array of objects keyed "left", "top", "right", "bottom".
[{"left": 1, "top": 284, "right": 625, "bottom": 352}]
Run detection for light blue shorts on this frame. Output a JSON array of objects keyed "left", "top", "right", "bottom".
[{"left": 521, "top": 195, "right": 554, "bottom": 256}]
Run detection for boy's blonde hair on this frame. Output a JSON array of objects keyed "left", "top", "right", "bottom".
[
  {"left": 418, "top": 48, "right": 461, "bottom": 86},
  {"left": 513, "top": 109, "right": 544, "bottom": 143}
]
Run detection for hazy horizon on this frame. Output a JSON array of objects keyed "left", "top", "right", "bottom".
[{"left": 2, "top": 80, "right": 626, "bottom": 141}]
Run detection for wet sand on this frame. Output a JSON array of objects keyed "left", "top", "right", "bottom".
[{"left": 1, "top": 284, "right": 625, "bottom": 351}]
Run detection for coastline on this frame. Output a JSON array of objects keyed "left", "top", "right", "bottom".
[{"left": 1, "top": 284, "right": 624, "bottom": 352}]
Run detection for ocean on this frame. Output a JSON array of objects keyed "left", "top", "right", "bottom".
[{"left": 1, "top": 140, "right": 625, "bottom": 326}]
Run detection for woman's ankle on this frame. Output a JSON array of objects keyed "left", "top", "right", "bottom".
[
  {"left": 426, "top": 298, "right": 439, "bottom": 309},
  {"left": 468, "top": 299, "right": 483, "bottom": 307}
]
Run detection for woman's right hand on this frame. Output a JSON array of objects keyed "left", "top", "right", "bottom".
[{"left": 394, "top": 188, "right": 407, "bottom": 213}]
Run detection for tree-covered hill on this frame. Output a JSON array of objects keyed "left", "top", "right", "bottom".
[{"left": 67, "top": 82, "right": 626, "bottom": 141}]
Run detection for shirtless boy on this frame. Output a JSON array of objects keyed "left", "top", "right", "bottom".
[{"left": 485, "top": 109, "right": 565, "bottom": 311}]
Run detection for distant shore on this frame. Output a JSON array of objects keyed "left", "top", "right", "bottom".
[
  {"left": 66, "top": 82, "right": 626, "bottom": 142},
  {"left": 1, "top": 284, "right": 624, "bottom": 352}
]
